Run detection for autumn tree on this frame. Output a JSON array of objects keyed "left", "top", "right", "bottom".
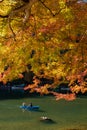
[{"left": 0, "top": 0, "right": 87, "bottom": 94}]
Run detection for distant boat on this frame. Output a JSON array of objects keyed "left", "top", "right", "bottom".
[{"left": 20, "top": 105, "right": 39, "bottom": 111}]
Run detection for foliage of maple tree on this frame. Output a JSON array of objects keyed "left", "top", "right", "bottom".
[{"left": 0, "top": 0, "right": 87, "bottom": 97}]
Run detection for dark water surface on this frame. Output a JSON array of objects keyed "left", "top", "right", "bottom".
[{"left": 0, "top": 96, "right": 87, "bottom": 130}]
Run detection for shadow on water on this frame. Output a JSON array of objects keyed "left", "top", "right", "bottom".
[
  {"left": 0, "top": 92, "right": 42, "bottom": 100},
  {"left": 39, "top": 116, "right": 57, "bottom": 125},
  {"left": 76, "top": 92, "right": 87, "bottom": 98},
  {"left": 37, "top": 109, "right": 46, "bottom": 112},
  {"left": 25, "top": 109, "right": 46, "bottom": 113},
  {"left": 39, "top": 120, "right": 57, "bottom": 124},
  {"left": 0, "top": 89, "right": 87, "bottom": 100}
]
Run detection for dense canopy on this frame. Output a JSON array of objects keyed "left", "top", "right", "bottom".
[{"left": 0, "top": 0, "right": 87, "bottom": 95}]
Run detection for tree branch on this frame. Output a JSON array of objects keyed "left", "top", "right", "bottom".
[
  {"left": 1, "top": 0, "right": 38, "bottom": 40},
  {"left": 39, "top": 0, "right": 66, "bottom": 16}
]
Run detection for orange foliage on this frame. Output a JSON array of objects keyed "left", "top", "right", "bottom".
[
  {"left": 70, "top": 85, "right": 87, "bottom": 94},
  {"left": 0, "top": 0, "right": 87, "bottom": 96},
  {"left": 24, "top": 76, "right": 49, "bottom": 95},
  {"left": 18, "top": 74, "right": 24, "bottom": 78},
  {"left": 52, "top": 92, "right": 76, "bottom": 101}
]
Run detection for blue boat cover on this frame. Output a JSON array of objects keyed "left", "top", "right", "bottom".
[{"left": 20, "top": 105, "right": 39, "bottom": 111}]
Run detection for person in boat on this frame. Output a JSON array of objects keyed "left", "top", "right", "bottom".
[
  {"left": 22, "top": 102, "right": 26, "bottom": 112},
  {"left": 28, "top": 102, "right": 33, "bottom": 107},
  {"left": 22, "top": 102, "right": 26, "bottom": 107}
]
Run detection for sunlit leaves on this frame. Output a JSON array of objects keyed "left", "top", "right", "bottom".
[
  {"left": 51, "top": 91, "right": 76, "bottom": 101},
  {"left": 0, "top": 0, "right": 87, "bottom": 95}
]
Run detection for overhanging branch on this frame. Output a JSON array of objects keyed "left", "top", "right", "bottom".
[{"left": 39, "top": 0, "right": 66, "bottom": 16}]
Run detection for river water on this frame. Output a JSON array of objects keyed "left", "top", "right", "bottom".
[{"left": 0, "top": 95, "right": 87, "bottom": 130}]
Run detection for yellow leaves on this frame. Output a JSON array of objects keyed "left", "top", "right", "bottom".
[
  {"left": 70, "top": 85, "right": 81, "bottom": 93},
  {"left": 0, "top": 18, "right": 8, "bottom": 37},
  {"left": 46, "top": 62, "right": 66, "bottom": 79},
  {"left": 68, "top": 43, "right": 75, "bottom": 49},
  {"left": 58, "top": 1, "right": 74, "bottom": 22},
  {"left": 0, "top": 0, "right": 17, "bottom": 16},
  {"left": 51, "top": 37, "right": 59, "bottom": 43},
  {"left": 70, "top": 83, "right": 87, "bottom": 94},
  {"left": 0, "top": 45, "right": 10, "bottom": 54},
  {"left": 49, "top": 18, "right": 56, "bottom": 24},
  {"left": 61, "top": 7, "right": 73, "bottom": 21},
  {"left": 54, "top": 63, "right": 64, "bottom": 71},
  {"left": 0, "top": 0, "right": 87, "bottom": 91},
  {"left": 40, "top": 85, "right": 49, "bottom": 95},
  {"left": 0, "top": 3, "right": 11, "bottom": 16},
  {"left": 51, "top": 69, "right": 58, "bottom": 75},
  {"left": 59, "top": 0, "right": 66, "bottom": 8}
]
